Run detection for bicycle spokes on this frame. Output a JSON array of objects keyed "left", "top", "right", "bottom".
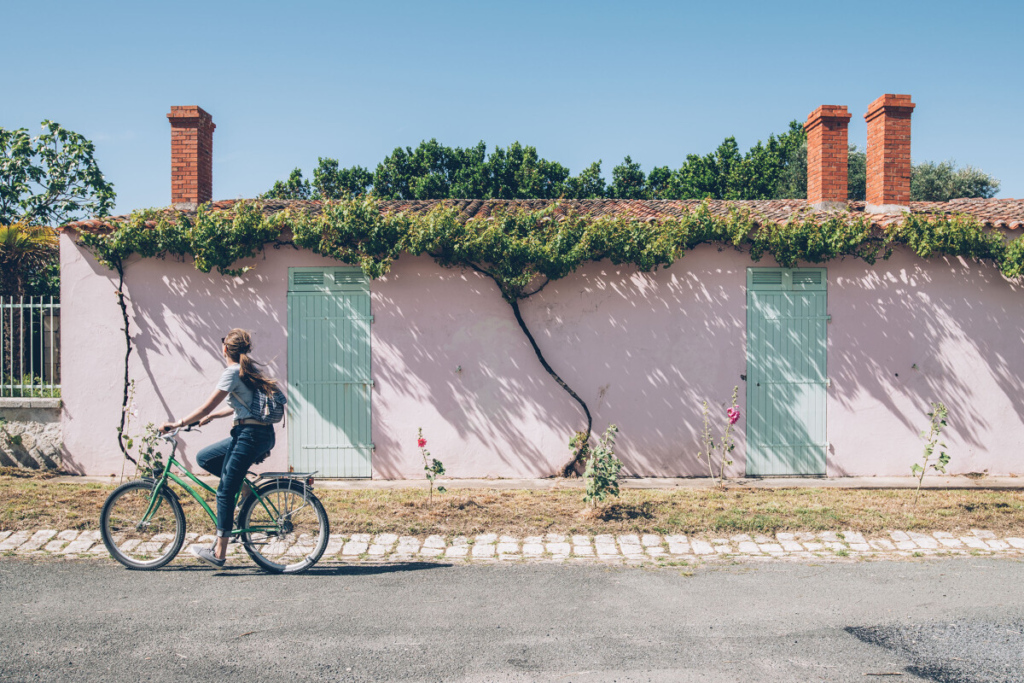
[{"left": 239, "top": 481, "right": 329, "bottom": 573}]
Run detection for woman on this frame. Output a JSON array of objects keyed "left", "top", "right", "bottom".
[{"left": 160, "top": 329, "right": 278, "bottom": 568}]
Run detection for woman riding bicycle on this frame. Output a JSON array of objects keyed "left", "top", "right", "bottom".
[{"left": 160, "top": 328, "right": 278, "bottom": 568}]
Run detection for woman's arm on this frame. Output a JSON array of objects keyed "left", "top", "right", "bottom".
[
  {"left": 198, "top": 407, "right": 234, "bottom": 426},
  {"left": 160, "top": 389, "right": 229, "bottom": 432}
]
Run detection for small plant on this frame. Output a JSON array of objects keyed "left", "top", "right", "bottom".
[
  {"left": 0, "top": 374, "right": 60, "bottom": 399},
  {"left": 912, "top": 402, "right": 950, "bottom": 504},
  {"left": 417, "top": 428, "right": 446, "bottom": 504},
  {"left": 134, "top": 423, "right": 166, "bottom": 478},
  {"left": 115, "top": 383, "right": 164, "bottom": 478},
  {"left": 701, "top": 387, "right": 740, "bottom": 488},
  {"left": 583, "top": 424, "right": 622, "bottom": 509},
  {"left": 564, "top": 431, "right": 591, "bottom": 477}
]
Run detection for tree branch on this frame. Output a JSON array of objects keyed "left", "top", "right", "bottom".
[{"left": 521, "top": 277, "right": 551, "bottom": 299}]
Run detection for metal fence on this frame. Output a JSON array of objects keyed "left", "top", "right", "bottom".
[{"left": 1, "top": 297, "right": 61, "bottom": 398}]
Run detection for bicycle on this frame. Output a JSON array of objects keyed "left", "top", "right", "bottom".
[{"left": 100, "top": 424, "right": 330, "bottom": 573}]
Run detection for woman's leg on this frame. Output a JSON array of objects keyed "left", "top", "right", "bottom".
[
  {"left": 213, "top": 426, "right": 275, "bottom": 559},
  {"left": 196, "top": 436, "right": 235, "bottom": 477}
]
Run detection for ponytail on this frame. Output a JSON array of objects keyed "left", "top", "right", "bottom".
[{"left": 223, "top": 329, "right": 278, "bottom": 395}]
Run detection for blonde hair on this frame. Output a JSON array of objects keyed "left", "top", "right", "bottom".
[{"left": 223, "top": 329, "right": 277, "bottom": 395}]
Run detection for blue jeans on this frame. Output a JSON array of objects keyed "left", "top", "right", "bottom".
[{"left": 196, "top": 425, "right": 276, "bottom": 536}]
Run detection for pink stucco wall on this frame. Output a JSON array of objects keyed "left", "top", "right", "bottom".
[{"left": 60, "top": 232, "right": 1024, "bottom": 477}]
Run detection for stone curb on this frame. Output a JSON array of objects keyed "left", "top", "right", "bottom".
[
  {"left": 2, "top": 528, "right": 1023, "bottom": 564},
  {"left": 40, "top": 475, "right": 1024, "bottom": 490}
]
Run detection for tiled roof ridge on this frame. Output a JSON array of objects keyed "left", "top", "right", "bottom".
[{"left": 63, "top": 197, "right": 1024, "bottom": 233}]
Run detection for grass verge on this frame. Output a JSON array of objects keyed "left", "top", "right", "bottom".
[{"left": 2, "top": 476, "right": 1023, "bottom": 537}]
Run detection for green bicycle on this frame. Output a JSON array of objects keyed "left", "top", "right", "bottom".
[{"left": 99, "top": 424, "right": 330, "bottom": 573}]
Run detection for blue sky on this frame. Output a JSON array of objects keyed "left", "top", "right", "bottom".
[{"left": 4, "top": 0, "right": 1022, "bottom": 213}]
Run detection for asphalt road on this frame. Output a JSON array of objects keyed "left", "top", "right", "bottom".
[{"left": 0, "top": 557, "right": 1022, "bottom": 682}]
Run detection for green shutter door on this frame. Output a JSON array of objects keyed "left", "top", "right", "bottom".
[
  {"left": 746, "top": 268, "right": 827, "bottom": 476},
  {"left": 287, "top": 267, "right": 372, "bottom": 478}
]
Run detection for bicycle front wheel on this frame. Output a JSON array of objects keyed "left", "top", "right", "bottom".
[
  {"left": 238, "top": 479, "right": 329, "bottom": 574},
  {"left": 100, "top": 479, "right": 186, "bottom": 570}
]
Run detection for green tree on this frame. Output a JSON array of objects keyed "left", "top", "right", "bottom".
[
  {"left": 313, "top": 158, "right": 373, "bottom": 199},
  {"left": 848, "top": 146, "right": 867, "bottom": 201},
  {"left": 372, "top": 139, "right": 487, "bottom": 199},
  {"left": 0, "top": 222, "right": 58, "bottom": 296},
  {"left": 1, "top": 121, "right": 114, "bottom": 296},
  {"left": 483, "top": 142, "right": 570, "bottom": 199},
  {"left": 673, "top": 137, "right": 744, "bottom": 199},
  {"left": 608, "top": 156, "right": 646, "bottom": 199},
  {"left": 646, "top": 165, "right": 673, "bottom": 199},
  {"left": 263, "top": 118, "right": 1001, "bottom": 205},
  {"left": 911, "top": 160, "right": 1000, "bottom": 201},
  {"left": 261, "top": 168, "right": 311, "bottom": 200},
  {"left": 562, "top": 161, "right": 607, "bottom": 199},
  {"left": 666, "top": 122, "right": 807, "bottom": 200},
  {"left": 1, "top": 120, "right": 115, "bottom": 226}
]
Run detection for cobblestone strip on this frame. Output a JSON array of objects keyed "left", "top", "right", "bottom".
[{"left": 3, "top": 529, "right": 1023, "bottom": 563}]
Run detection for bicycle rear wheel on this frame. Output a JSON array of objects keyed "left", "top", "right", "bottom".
[
  {"left": 100, "top": 479, "right": 186, "bottom": 570},
  {"left": 238, "top": 479, "right": 329, "bottom": 574}
]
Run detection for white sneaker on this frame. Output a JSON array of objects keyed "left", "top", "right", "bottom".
[{"left": 190, "top": 545, "right": 226, "bottom": 568}]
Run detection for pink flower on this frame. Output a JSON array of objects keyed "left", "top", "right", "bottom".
[
  {"left": 727, "top": 407, "right": 740, "bottom": 425},
  {"left": 418, "top": 437, "right": 427, "bottom": 448}
]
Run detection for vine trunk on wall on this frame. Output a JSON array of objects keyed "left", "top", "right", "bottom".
[
  {"left": 468, "top": 262, "right": 593, "bottom": 475},
  {"left": 113, "top": 261, "right": 138, "bottom": 466},
  {"left": 77, "top": 198, "right": 1024, "bottom": 474}
]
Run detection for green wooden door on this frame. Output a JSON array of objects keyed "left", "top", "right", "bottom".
[
  {"left": 746, "top": 268, "right": 827, "bottom": 476},
  {"left": 287, "top": 267, "right": 372, "bottom": 478}
]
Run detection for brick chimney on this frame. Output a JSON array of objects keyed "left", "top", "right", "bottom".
[
  {"left": 804, "top": 105, "right": 852, "bottom": 210},
  {"left": 864, "top": 94, "right": 915, "bottom": 213},
  {"left": 167, "top": 106, "right": 215, "bottom": 209}
]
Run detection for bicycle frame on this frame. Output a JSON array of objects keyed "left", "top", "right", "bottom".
[{"left": 137, "top": 429, "right": 291, "bottom": 538}]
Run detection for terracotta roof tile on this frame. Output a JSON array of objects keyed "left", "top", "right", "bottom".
[{"left": 62, "top": 198, "right": 1024, "bottom": 234}]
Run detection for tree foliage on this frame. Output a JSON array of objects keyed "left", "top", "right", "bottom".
[
  {"left": 261, "top": 168, "right": 311, "bottom": 200},
  {"left": 0, "top": 121, "right": 115, "bottom": 226},
  {"left": 0, "top": 222, "right": 58, "bottom": 296},
  {"left": 911, "top": 160, "right": 1001, "bottom": 202},
  {"left": 0, "top": 121, "right": 114, "bottom": 296},
  {"left": 266, "top": 119, "right": 1001, "bottom": 203}
]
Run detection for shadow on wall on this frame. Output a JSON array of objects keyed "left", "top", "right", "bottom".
[
  {"left": 369, "top": 248, "right": 750, "bottom": 478},
  {"left": 371, "top": 247, "right": 1024, "bottom": 477},
  {"left": 368, "top": 265, "right": 578, "bottom": 479},
  {"left": 135, "top": 266, "right": 287, "bottom": 472},
  {"left": 65, "top": 248, "right": 289, "bottom": 474},
  {"left": 528, "top": 255, "right": 749, "bottom": 477},
  {"left": 826, "top": 251, "right": 1024, "bottom": 475}
]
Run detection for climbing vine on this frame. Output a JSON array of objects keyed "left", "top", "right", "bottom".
[{"left": 78, "top": 197, "right": 1024, "bottom": 473}]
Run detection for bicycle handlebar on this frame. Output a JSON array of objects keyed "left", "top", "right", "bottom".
[{"left": 159, "top": 422, "right": 201, "bottom": 440}]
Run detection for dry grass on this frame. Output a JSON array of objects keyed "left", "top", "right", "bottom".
[
  {"left": 1, "top": 477, "right": 1023, "bottom": 536},
  {"left": 0, "top": 467, "right": 60, "bottom": 480}
]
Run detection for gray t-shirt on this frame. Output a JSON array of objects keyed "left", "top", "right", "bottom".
[{"left": 217, "top": 365, "right": 255, "bottom": 420}]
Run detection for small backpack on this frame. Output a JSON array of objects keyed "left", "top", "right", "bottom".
[{"left": 239, "top": 385, "right": 287, "bottom": 424}]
